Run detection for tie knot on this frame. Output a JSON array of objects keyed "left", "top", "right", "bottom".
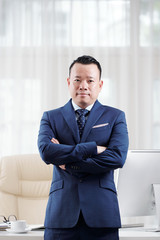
[{"left": 76, "top": 109, "right": 89, "bottom": 117}]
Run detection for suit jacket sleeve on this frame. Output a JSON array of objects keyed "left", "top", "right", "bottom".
[
  {"left": 66, "top": 111, "right": 129, "bottom": 174},
  {"left": 38, "top": 111, "right": 97, "bottom": 165}
]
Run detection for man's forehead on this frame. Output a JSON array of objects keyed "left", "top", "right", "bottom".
[
  {"left": 69, "top": 63, "right": 100, "bottom": 80},
  {"left": 71, "top": 64, "right": 99, "bottom": 74},
  {"left": 72, "top": 62, "right": 98, "bottom": 69}
]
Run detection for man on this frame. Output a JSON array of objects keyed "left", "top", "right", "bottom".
[{"left": 38, "top": 55, "right": 129, "bottom": 240}]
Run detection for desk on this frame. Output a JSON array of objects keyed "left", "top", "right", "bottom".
[
  {"left": 1, "top": 228, "right": 160, "bottom": 240},
  {"left": 120, "top": 228, "right": 160, "bottom": 239},
  {"left": 0, "top": 230, "right": 44, "bottom": 240}
]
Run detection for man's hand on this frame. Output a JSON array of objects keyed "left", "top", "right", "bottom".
[
  {"left": 97, "top": 146, "right": 107, "bottom": 154},
  {"left": 59, "top": 165, "right": 66, "bottom": 170},
  {"left": 51, "top": 137, "right": 66, "bottom": 170},
  {"left": 51, "top": 138, "right": 60, "bottom": 144}
]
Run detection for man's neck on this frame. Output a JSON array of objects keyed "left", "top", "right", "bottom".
[{"left": 72, "top": 100, "right": 94, "bottom": 111}]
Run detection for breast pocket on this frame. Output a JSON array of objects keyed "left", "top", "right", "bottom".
[{"left": 88, "top": 125, "right": 111, "bottom": 145}]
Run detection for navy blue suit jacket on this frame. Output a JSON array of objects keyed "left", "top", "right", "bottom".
[{"left": 38, "top": 99, "right": 129, "bottom": 228}]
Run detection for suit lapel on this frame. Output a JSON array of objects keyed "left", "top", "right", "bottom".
[
  {"left": 81, "top": 100, "right": 104, "bottom": 142},
  {"left": 61, "top": 100, "right": 80, "bottom": 143},
  {"left": 61, "top": 99, "right": 105, "bottom": 143}
]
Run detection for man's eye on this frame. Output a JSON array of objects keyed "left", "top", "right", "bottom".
[
  {"left": 88, "top": 80, "right": 94, "bottom": 83},
  {"left": 74, "top": 79, "right": 80, "bottom": 82}
]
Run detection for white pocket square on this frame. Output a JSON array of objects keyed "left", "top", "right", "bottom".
[{"left": 92, "top": 123, "right": 109, "bottom": 128}]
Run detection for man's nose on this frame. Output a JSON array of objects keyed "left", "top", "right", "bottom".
[{"left": 79, "top": 81, "right": 88, "bottom": 90}]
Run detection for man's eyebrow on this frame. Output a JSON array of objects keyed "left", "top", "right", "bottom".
[
  {"left": 74, "top": 75, "right": 81, "bottom": 78},
  {"left": 73, "top": 75, "right": 95, "bottom": 79}
]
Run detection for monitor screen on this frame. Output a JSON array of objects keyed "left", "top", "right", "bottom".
[{"left": 117, "top": 150, "right": 160, "bottom": 218}]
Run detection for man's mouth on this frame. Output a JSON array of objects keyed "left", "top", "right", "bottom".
[{"left": 77, "top": 93, "right": 89, "bottom": 96}]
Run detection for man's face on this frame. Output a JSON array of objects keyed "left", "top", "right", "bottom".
[{"left": 67, "top": 63, "right": 103, "bottom": 109}]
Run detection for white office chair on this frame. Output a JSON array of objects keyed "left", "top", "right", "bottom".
[{"left": 0, "top": 154, "right": 53, "bottom": 224}]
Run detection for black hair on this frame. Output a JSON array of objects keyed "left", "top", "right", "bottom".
[{"left": 69, "top": 55, "right": 102, "bottom": 79}]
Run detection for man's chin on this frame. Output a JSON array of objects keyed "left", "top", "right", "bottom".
[{"left": 76, "top": 100, "right": 90, "bottom": 109}]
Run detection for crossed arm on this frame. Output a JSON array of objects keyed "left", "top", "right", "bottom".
[
  {"left": 38, "top": 111, "right": 129, "bottom": 175},
  {"left": 51, "top": 137, "right": 106, "bottom": 170}
]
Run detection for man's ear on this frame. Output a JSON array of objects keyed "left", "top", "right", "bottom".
[
  {"left": 99, "top": 80, "right": 103, "bottom": 91},
  {"left": 67, "top": 77, "right": 70, "bottom": 86}
]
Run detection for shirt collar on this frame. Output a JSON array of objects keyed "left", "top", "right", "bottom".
[{"left": 72, "top": 100, "right": 94, "bottom": 111}]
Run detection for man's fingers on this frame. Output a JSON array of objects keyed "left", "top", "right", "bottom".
[
  {"left": 59, "top": 165, "right": 66, "bottom": 170},
  {"left": 51, "top": 138, "right": 65, "bottom": 169},
  {"left": 51, "top": 138, "right": 60, "bottom": 144},
  {"left": 97, "top": 146, "right": 107, "bottom": 154}
]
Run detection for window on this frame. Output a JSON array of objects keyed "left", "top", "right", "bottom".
[
  {"left": 140, "top": 0, "right": 160, "bottom": 47},
  {"left": 0, "top": 0, "right": 160, "bottom": 157}
]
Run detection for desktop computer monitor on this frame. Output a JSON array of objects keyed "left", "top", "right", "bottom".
[{"left": 117, "top": 150, "right": 160, "bottom": 230}]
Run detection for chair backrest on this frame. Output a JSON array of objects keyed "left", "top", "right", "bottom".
[{"left": 0, "top": 154, "right": 53, "bottom": 224}]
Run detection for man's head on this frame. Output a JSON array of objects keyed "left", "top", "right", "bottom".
[
  {"left": 67, "top": 55, "right": 103, "bottom": 109},
  {"left": 69, "top": 55, "right": 102, "bottom": 80}
]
